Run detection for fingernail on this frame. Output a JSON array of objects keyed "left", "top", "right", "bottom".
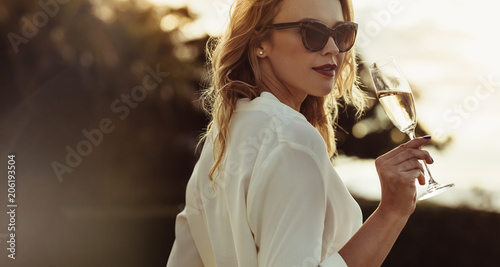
[
  {"left": 431, "top": 156, "right": 434, "bottom": 163},
  {"left": 423, "top": 135, "right": 432, "bottom": 139}
]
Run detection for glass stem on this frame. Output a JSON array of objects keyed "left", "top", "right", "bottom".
[{"left": 406, "top": 130, "right": 438, "bottom": 186}]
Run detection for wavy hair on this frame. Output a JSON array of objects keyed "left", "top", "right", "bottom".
[{"left": 201, "top": 0, "right": 366, "bottom": 184}]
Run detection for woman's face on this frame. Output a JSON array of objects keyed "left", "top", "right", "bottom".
[{"left": 259, "top": 0, "right": 346, "bottom": 109}]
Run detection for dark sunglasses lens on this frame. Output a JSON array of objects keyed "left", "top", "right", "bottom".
[
  {"left": 304, "top": 23, "right": 329, "bottom": 51},
  {"left": 334, "top": 24, "right": 356, "bottom": 51}
]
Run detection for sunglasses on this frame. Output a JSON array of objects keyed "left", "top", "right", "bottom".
[{"left": 268, "top": 20, "right": 358, "bottom": 52}]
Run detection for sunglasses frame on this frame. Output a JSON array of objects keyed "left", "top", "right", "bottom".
[{"left": 268, "top": 20, "right": 358, "bottom": 52}]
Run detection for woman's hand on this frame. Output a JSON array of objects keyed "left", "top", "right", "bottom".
[{"left": 375, "top": 136, "right": 434, "bottom": 218}]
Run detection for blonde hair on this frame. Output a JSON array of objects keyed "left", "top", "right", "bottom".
[{"left": 201, "top": 0, "right": 366, "bottom": 184}]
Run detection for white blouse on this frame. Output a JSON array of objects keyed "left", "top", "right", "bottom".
[{"left": 167, "top": 92, "right": 363, "bottom": 267}]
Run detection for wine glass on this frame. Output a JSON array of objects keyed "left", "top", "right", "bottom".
[{"left": 368, "top": 56, "right": 454, "bottom": 200}]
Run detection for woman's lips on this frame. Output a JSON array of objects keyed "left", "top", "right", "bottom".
[{"left": 312, "top": 64, "right": 337, "bottom": 77}]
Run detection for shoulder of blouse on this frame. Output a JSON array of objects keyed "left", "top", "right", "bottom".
[{"left": 233, "top": 93, "right": 330, "bottom": 160}]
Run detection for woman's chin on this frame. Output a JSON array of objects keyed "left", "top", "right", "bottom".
[{"left": 310, "top": 86, "right": 334, "bottom": 98}]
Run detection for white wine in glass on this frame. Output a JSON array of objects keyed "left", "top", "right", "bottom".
[{"left": 369, "top": 56, "right": 454, "bottom": 200}]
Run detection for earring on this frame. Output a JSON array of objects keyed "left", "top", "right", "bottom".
[{"left": 259, "top": 51, "right": 264, "bottom": 55}]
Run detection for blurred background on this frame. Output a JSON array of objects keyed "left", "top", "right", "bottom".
[{"left": 0, "top": 0, "right": 499, "bottom": 266}]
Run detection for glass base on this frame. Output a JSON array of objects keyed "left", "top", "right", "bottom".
[{"left": 418, "top": 183, "right": 455, "bottom": 201}]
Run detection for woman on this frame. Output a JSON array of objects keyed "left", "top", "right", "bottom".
[{"left": 167, "top": 0, "right": 433, "bottom": 266}]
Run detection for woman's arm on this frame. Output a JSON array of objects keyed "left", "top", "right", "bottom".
[
  {"left": 166, "top": 210, "right": 205, "bottom": 267},
  {"left": 339, "top": 137, "right": 433, "bottom": 266},
  {"left": 248, "top": 141, "right": 362, "bottom": 267}
]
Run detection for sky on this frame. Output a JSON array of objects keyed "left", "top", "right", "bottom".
[{"left": 148, "top": 0, "right": 500, "bottom": 211}]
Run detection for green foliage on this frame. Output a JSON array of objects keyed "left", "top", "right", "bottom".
[{"left": 359, "top": 198, "right": 500, "bottom": 267}]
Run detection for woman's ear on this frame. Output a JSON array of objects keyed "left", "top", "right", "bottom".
[
  {"left": 256, "top": 41, "right": 272, "bottom": 58},
  {"left": 252, "top": 31, "right": 270, "bottom": 58}
]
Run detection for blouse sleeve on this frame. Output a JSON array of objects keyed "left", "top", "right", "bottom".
[
  {"left": 166, "top": 209, "right": 204, "bottom": 267},
  {"left": 247, "top": 143, "right": 348, "bottom": 267}
]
